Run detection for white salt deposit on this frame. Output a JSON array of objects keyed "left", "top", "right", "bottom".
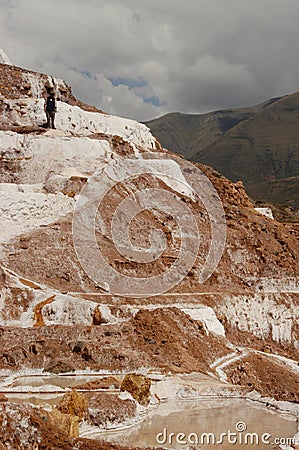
[
  {"left": 254, "top": 207, "right": 274, "bottom": 219},
  {"left": 1, "top": 98, "right": 157, "bottom": 149},
  {"left": 219, "top": 293, "right": 299, "bottom": 346},
  {"left": 42, "top": 297, "right": 96, "bottom": 326},
  {"left": 0, "top": 184, "right": 75, "bottom": 244},
  {"left": 0, "top": 131, "right": 112, "bottom": 184},
  {"left": 0, "top": 49, "right": 13, "bottom": 65},
  {"left": 182, "top": 306, "right": 226, "bottom": 336}
]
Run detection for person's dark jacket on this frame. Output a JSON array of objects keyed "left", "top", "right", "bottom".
[{"left": 45, "top": 95, "right": 56, "bottom": 113}]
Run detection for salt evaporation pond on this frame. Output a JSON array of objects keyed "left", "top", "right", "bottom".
[
  {"left": 90, "top": 398, "right": 297, "bottom": 450},
  {"left": 2, "top": 375, "right": 297, "bottom": 448}
]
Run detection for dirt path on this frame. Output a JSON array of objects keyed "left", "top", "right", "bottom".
[{"left": 210, "top": 349, "right": 249, "bottom": 382}]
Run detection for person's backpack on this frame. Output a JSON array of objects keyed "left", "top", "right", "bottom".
[{"left": 46, "top": 96, "right": 56, "bottom": 112}]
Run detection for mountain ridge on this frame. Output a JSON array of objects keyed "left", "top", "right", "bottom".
[{"left": 145, "top": 92, "right": 299, "bottom": 209}]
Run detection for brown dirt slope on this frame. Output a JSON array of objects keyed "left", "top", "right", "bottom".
[
  {"left": 0, "top": 308, "right": 229, "bottom": 374},
  {"left": 225, "top": 353, "right": 299, "bottom": 402},
  {"left": 5, "top": 166, "right": 298, "bottom": 294}
]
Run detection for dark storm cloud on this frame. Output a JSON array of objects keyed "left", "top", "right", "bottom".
[{"left": 1, "top": 0, "right": 299, "bottom": 120}]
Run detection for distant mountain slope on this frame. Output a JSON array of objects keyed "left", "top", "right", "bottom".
[
  {"left": 250, "top": 175, "right": 299, "bottom": 210},
  {"left": 145, "top": 94, "right": 299, "bottom": 208},
  {"left": 145, "top": 97, "right": 283, "bottom": 158}
]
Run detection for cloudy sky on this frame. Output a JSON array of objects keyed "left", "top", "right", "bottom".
[{"left": 1, "top": 0, "right": 299, "bottom": 121}]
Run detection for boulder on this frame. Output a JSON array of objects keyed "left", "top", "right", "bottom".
[
  {"left": 72, "top": 341, "right": 86, "bottom": 353},
  {"left": 120, "top": 373, "right": 151, "bottom": 405},
  {"left": 92, "top": 306, "right": 102, "bottom": 325},
  {"left": 50, "top": 408, "right": 80, "bottom": 438},
  {"left": 56, "top": 390, "right": 88, "bottom": 421}
]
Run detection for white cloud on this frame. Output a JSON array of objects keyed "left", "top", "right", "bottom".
[{"left": 1, "top": 0, "right": 299, "bottom": 120}]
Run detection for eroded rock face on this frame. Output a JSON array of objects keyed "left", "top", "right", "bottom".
[
  {"left": 92, "top": 306, "right": 103, "bottom": 325},
  {"left": 0, "top": 403, "right": 43, "bottom": 449},
  {"left": 0, "top": 266, "right": 6, "bottom": 288},
  {"left": 0, "top": 61, "right": 103, "bottom": 113},
  {"left": 121, "top": 373, "right": 151, "bottom": 405},
  {"left": 219, "top": 292, "right": 299, "bottom": 354}
]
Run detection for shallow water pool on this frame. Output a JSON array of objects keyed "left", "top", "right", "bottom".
[{"left": 90, "top": 398, "right": 297, "bottom": 449}]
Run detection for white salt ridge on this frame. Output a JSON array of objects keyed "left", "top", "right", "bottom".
[
  {"left": 247, "top": 391, "right": 299, "bottom": 419},
  {"left": 151, "top": 375, "right": 240, "bottom": 402},
  {"left": 211, "top": 350, "right": 249, "bottom": 382},
  {"left": 181, "top": 306, "right": 225, "bottom": 336},
  {"left": 0, "top": 184, "right": 75, "bottom": 244},
  {"left": 146, "top": 160, "right": 196, "bottom": 199},
  {"left": 254, "top": 351, "right": 299, "bottom": 375},
  {"left": 0, "top": 131, "right": 191, "bottom": 199},
  {"left": 1, "top": 99, "right": 157, "bottom": 149},
  {"left": 210, "top": 352, "right": 240, "bottom": 369},
  {"left": 0, "top": 130, "right": 112, "bottom": 184},
  {"left": 42, "top": 297, "right": 121, "bottom": 326},
  {"left": 0, "top": 49, "right": 13, "bottom": 65},
  {"left": 255, "top": 207, "right": 274, "bottom": 219},
  {"left": 219, "top": 293, "right": 299, "bottom": 346}
]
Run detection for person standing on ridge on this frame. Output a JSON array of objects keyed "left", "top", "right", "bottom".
[{"left": 45, "top": 90, "right": 57, "bottom": 129}]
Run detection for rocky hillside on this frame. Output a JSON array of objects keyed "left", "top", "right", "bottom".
[
  {"left": 145, "top": 94, "right": 299, "bottom": 209},
  {"left": 0, "top": 51, "right": 298, "bottom": 449}
]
